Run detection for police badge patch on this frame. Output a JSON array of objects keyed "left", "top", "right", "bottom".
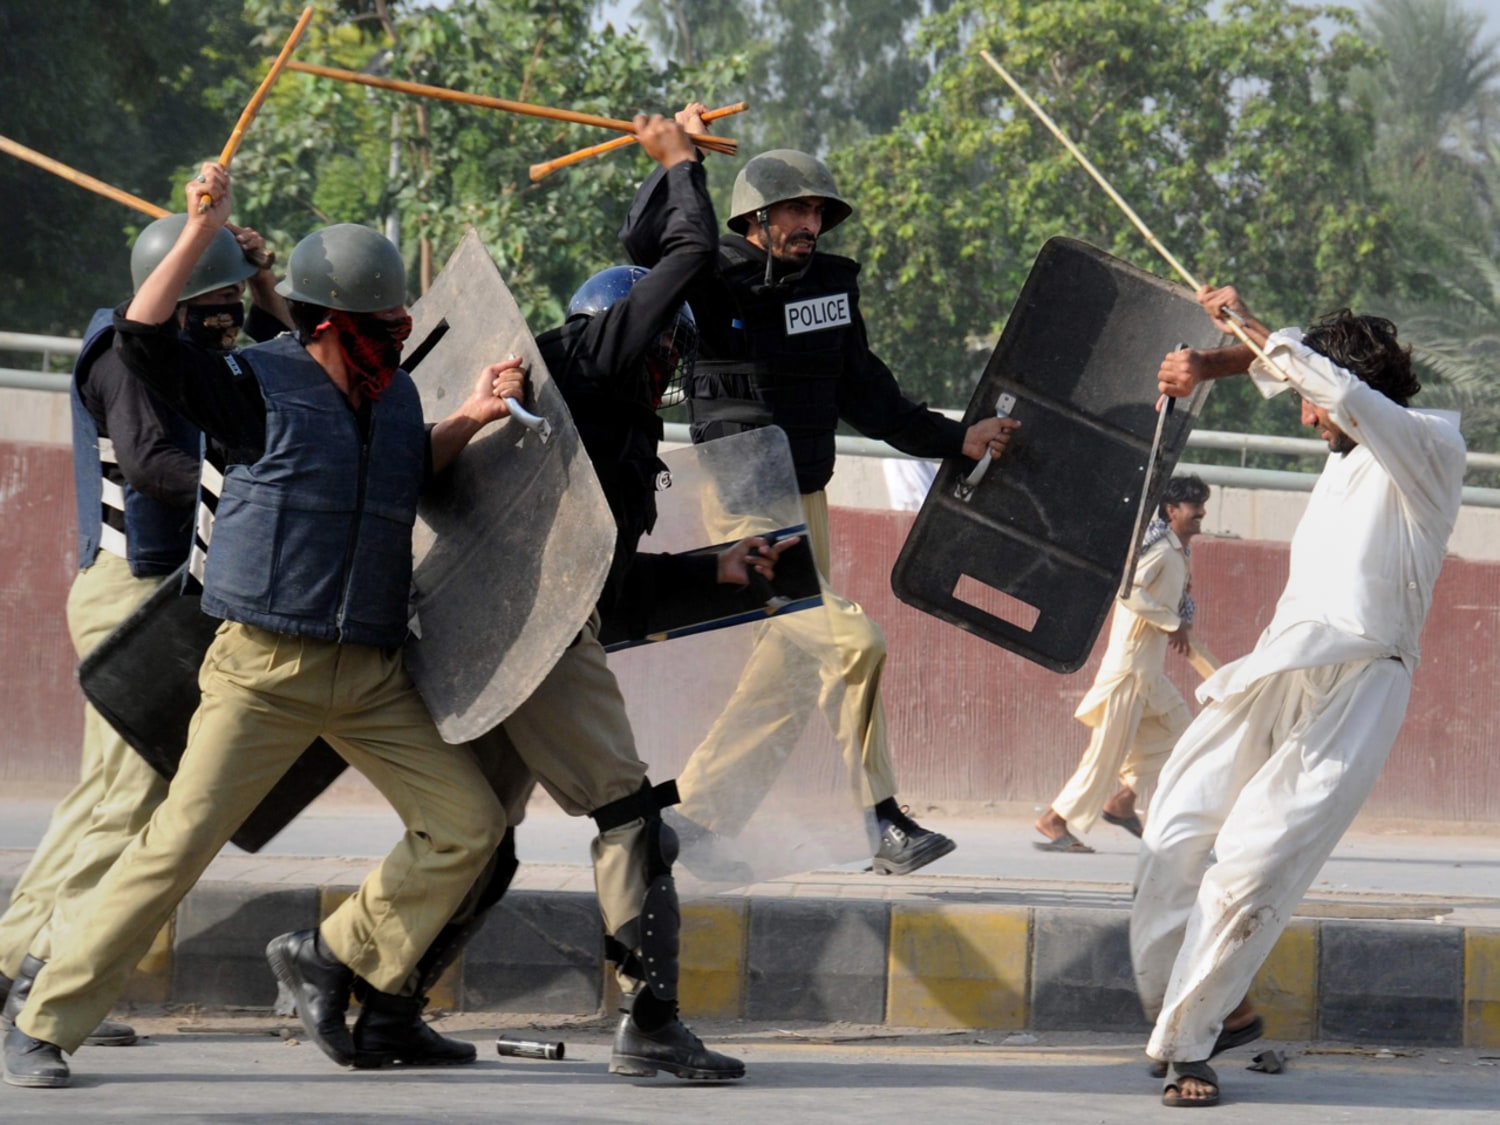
[{"left": 783, "top": 292, "right": 852, "bottom": 336}]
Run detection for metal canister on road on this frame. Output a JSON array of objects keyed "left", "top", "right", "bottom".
[{"left": 495, "top": 1036, "right": 565, "bottom": 1060}]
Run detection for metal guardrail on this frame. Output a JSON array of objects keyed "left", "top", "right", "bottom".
[
  {"left": 663, "top": 424, "right": 1500, "bottom": 509},
  {"left": 9, "top": 332, "right": 1500, "bottom": 506}
]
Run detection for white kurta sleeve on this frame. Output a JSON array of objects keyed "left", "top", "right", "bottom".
[{"left": 1248, "top": 329, "right": 1467, "bottom": 532}]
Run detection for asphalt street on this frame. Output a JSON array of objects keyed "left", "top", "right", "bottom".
[{"left": 1, "top": 1016, "right": 1495, "bottom": 1122}]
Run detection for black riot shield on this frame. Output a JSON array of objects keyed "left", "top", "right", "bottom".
[
  {"left": 891, "top": 237, "right": 1221, "bottom": 673},
  {"left": 597, "top": 428, "right": 824, "bottom": 652},
  {"left": 77, "top": 568, "right": 348, "bottom": 853},
  {"left": 402, "top": 230, "right": 615, "bottom": 743}
]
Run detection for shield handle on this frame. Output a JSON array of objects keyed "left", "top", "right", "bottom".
[
  {"left": 954, "top": 391, "right": 1018, "bottom": 501},
  {"left": 504, "top": 397, "right": 552, "bottom": 443}
]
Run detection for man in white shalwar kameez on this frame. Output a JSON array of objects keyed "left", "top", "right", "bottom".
[
  {"left": 1035, "top": 476, "right": 1210, "bottom": 853},
  {"left": 1130, "top": 286, "right": 1465, "bottom": 1108}
]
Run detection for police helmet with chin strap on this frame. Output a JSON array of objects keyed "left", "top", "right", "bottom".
[
  {"left": 567, "top": 265, "right": 697, "bottom": 409},
  {"left": 727, "top": 150, "right": 852, "bottom": 290},
  {"left": 726, "top": 149, "right": 853, "bottom": 236}
]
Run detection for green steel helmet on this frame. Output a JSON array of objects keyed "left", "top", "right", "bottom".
[
  {"left": 130, "top": 214, "right": 258, "bottom": 302},
  {"left": 727, "top": 149, "right": 853, "bottom": 235},
  {"left": 275, "top": 223, "right": 407, "bottom": 312}
]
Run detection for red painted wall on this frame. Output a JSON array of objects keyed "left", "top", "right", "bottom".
[
  {"left": 0, "top": 443, "right": 83, "bottom": 782},
  {"left": 4, "top": 443, "right": 1498, "bottom": 821},
  {"left": 822, "top": 508, "right": 1500, "bottom": 824}
]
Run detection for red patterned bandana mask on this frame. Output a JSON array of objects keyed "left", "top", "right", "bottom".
[{"left": 311, "top": 310, "right": 412, "bottom": 402}]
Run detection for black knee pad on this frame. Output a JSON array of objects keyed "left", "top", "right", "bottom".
[
  {"left": 590, "top": 778, "right": 680, "bottom": 835},
  {"left": 593, "top": 779, "right": 682, "bottom": 1002}
]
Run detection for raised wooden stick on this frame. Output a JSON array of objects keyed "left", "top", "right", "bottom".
[
  {"left": 199, "top": 6, "right": 315, "bottom": 212},
  {"left": 529, "top": 101, "right": 748, "bottom": 182},
  {"left": 0, "top": 134, "right": 170, "bottom": 218},
  {"left": 977, "top": 49, "right": 1277, "bottom": 369},
  {"left": 286, "top": 60, "right": 738, "bottom": 156},
  {"left": 0, "top": 134, "right": 274, "bottom": 267}
]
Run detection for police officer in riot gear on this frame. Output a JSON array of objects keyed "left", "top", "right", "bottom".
[
  {"left": 393, "top": 112, "right": 780, "bottom": 1081},
  {"left": 3, "top": 164, "right": 520, "bottom": 1090},
  {"left": 0, "top": 215, "right": 284, "bottom": 1052},
  {"left": 622, "top": 122, "right": 1019, "bottom": 877}
]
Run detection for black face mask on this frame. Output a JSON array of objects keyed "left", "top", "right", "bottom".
[{"left": 182, "top": 302, "right": 246, "bottom": 351}]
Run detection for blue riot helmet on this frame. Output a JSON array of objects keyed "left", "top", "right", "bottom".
[{"left": 567, "top": 265, "right": 697, "bottom": 408}]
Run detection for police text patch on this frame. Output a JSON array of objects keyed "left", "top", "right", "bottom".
[{"left": 784, "top": 292, "right": 852, "bottom": 336}]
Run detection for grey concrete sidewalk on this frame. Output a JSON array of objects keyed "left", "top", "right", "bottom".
[{"left": 6, "top": 798, "right": 1499, "bottom": 901}]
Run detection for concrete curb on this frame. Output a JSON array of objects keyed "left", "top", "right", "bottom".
[{"left": 3, "top": 855, "right": 1496, "bottom": 1048}]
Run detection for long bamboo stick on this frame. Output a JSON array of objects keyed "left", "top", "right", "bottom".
[
  {"left": 199, "top": 6, "right": 315, "bottom": 213},
  {"left": 0, "top": 134, "right": 170, "bottom": 218},
  {"left": 285, "top": 60, "right": 738, "bottom": 155},
  {"left": 977, "top": 49, "right": 1277, "bottom": 369},
  {"left": 0, "top": 133, "right": 274, "bottom": 268},
  {"left": 528, "top": 101, "right": 748, "bottom": 181}
]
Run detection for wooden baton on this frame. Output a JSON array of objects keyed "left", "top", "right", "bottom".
[
  {"left": 286, "top": 60, "right": 737, "bottom": 156},
  {"left": 528, "top": 101, "right": 749, "bottom": 182},
  {"left": 198, "top": 6, "right": 315, "bottom": 213}
]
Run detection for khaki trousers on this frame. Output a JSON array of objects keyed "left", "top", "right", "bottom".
[
  {"left": 1051, "top": 681, "right": 1190, "bottom": 835},
  {"left": 20, "top": 622, "right": 502, "bottom": 1052},
  {"left": 469, "top": 614, "right": 651, "bottom": 991},
  {"left": 0, "top": 553, "right": 168, "bottom": 976},
  {"left": 674, "top": 490, "right": 897, "bottom": 835}
]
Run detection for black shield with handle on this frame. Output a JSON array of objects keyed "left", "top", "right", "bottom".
[{"left": 891, "top": 237, "right": 1221, "bottom": 672}]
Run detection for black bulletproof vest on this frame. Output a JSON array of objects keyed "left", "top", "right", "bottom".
[{"left": 686, "top": 240, "right": 862, "bottom": 493}]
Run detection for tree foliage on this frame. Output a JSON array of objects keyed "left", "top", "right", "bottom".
[
  {"left": 228, "top": 0, "right": 740, "bottom": 328},
  {"left": 823, "top": 0, "right": 1397, "bottom": 434},
  {"left": 622, "top": 0, "right": 950, "bottom": 154},
  {"left": 0, "top": 0, "right": 259, "bottom": 334},
  {"left": 8, "top": 0, "right": 1500, "bottom": 458},
  {"left": 1351, "top": 0, "right": 1500, "bottom": 453}
]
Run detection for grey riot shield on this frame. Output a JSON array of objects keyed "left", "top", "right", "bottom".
[
  {"left": 608, "top": 427, "right": 872, "bottom": 886},
  {"left": 77, "top": 570, "right": 348, "bottom": 854},
  {"left": 597, "top": 426, "right": 823, "bottom": 651},
  {"left": 891, "top": 237, "right": 1220, "bottom": 673},
  {"left": 401, "top": 230, "right": 614, "bottom": 743}
]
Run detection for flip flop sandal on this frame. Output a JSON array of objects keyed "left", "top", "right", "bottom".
[
  {"left": 1163, "top": 1060, "right": 1219, "bottom": 1108},
  {"left": 1032, "top": 831, "right": 1094, "bottom": 853},
  {"left": 1147, "top": 1014, "right": 1265, "bottom": 1077},
  {"left": 1102, "top": 810, "right": 1145, "bottom": 838},
  {"left": 1214, "top": 1015, "right": 1264, "bottom": 1057}
]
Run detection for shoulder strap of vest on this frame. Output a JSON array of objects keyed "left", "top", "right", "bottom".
[
  {"left": 809, "top": 253, "right": 861, "bottom": 284},
  {"left": 717, "top": 238, "right": 762, "bottom": 271}
]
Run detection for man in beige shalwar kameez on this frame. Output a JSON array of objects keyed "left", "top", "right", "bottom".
[{"left": 1035, "top": 476, "right": 1211, "bottom": 853}]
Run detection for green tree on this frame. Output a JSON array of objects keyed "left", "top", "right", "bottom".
[
  {"left": 0, "top": 0, "right": 259, "bottom": 336},
  {"left": 1374, "top": 138, "right": 1500, "bottom": 454},
  {"left": 1352, "top": 0, "right": 1500, "bottom": 453},
  {"left": 818, "top": 0, "right": 1396, "bottom": 439},
  {"left": 623, "top": 0, "right": 949, "bottom": 154},
  {"left": 1353, "top": 0, "right": 1500, "bottom": 288},
  {"left": 230, "top": 0, "right": 741, "bottom": 327}
]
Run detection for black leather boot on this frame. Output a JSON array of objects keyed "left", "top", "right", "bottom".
[
  {"left": 609, "top": 990, "right": 744, "bottom": 1080},
  {"left": 351, "top": 983, "right": 476, "bottom": 1069},
  {"left": 1, "top": 954, "right": 135, "bottom": 1046},
  {"left": 3, "top": 1025, "right": 69, "bottom": 1088},
  {"left": 265, "top": 930, "right": 355, "bottom": 1066}
]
